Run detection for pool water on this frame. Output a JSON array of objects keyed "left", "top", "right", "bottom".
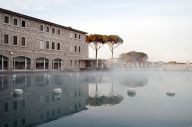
[{"left": 0, "top": 71, "right": 192, "bottom": 127}]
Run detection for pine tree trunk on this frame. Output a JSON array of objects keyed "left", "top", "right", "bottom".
[
  {"left": 111, "top": 48, "right": 114, "bottom": 68},
  {"left": 96, "top": 48, "right": 98, "bottom": 69},
  {"left": 96, "top": 48, "right": 98, "bottom": 59}
]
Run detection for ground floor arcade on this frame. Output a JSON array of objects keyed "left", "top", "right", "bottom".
[{"left": 0, "top": 55, "right": 84, "bottom": 72}]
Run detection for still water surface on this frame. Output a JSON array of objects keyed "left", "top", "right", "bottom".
[{"left": 0, "top": 71, "right": 192, "bottom": 127}]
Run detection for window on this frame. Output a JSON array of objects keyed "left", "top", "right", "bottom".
[
  {"left": 13, "top": 18, "right": 18, "bottom": 25},
  {"left": 46, "top": 41, "right": 49, "bottom": 49},
  {"left": 75, "top": 46, "right": 77, "bottom": 52},
  {"left": 79, "top": 46, "right": 81, "bottom": 52},
  {"left": 52, "top": 42, "right": 55, "bottom": 49},
  {"left": 21, "top": 37, "right": 26, "bottom": 46},
  {"left": 75, "top": 34, "right": 77, "bottom": 38},
  {"left": 0, "top": 55, "right": 8, "bottom": 70},
  {"left": 70, "top": 33, "right": 73, "bottom": 38},
  {"left": 52, "top": 28, "right": 55, "bottom": 34},
  {"left": 58, "top": 29, "right": 60, "bottom": 35},
  {"left": 22, "top": 20, "right": 25, "bottom": 27},
  {"left": 46, "top": 27, "right": 49, "bottom": 32},
  {"left": 52, "top": 59, "right": 62, "bottom": 70},
  {"left": 75, "top": 60, "right": 77, "bottom": 66},
  {"left": 40, "top": 25, "right": 44, "bottom": 31},
  {"left": 57, "top": 43, "right": 60, "bottom": 50},
  {"left": 69, "top": 46, "right": 73, "bottom": 52},
  {"left": 36, "top": 58, "right": 49, "bottom": 70},
  {"left": 13, "top": 36, "right": 17, "bottom": 45},
  {"left": 40, "top": 41, "right": 44, "bottom": 49},
  {"left": 79, "top": 35, "right": 81, "bottom": 39},
  {"left": 4, "top": 16, "right": 9, "bottom": 23},
  {"left": 70, "top": 60, "right": 72, "bottom": 66},
  {"left": 4, "top": 34, "right": 9, "bottom": 44},
  {"left": 13, "top": 56, "right": 31, "bottom": 70}
]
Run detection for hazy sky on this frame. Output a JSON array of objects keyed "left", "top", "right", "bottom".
[{"left": 1, "top": 0, "right": 192, "bottom": 62}]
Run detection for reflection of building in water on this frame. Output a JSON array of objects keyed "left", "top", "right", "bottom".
[{"left": 0, "top": 73, "right": 88, "bottom": 127}]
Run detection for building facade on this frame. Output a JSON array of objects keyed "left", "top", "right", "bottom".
[{"left": 0, "top": 8, "right": 88, "bottom": 72}]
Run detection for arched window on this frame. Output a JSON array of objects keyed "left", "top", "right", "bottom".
[
  {"left": 36, "top": 58, "right": 49, "bottom": 70},
  {"left": 0, "top": 55, "right": 8, "bottom": 70},
  {"left": 52, "top": 59, "right": 62, "bottom": 70},
  {"left": 13, "top": 56, "right": 30, "bottom": 70}
]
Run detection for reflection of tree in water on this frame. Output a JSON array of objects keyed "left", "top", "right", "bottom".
[
  {"left": 87, "top": 77, "right": 123, "bottom": 106},
  {"left": 87, "top": 95, "right": 123, "bottom": 106},
  {"left": 120, "top": 75, "right": 148, "bottom": 88}
]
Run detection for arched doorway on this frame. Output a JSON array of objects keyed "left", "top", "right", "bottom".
[
  {"left": 0, "top": 55, "right": 8, "bottom": 71},
  {"left": 36, "top": 58, "right": 49, "bottom": 70},
  {"left": 13, "top": 56, "right": 30, "bottom": 70},
  {"left": 52, "top": 58, "right": 62, "bottom": 70}
]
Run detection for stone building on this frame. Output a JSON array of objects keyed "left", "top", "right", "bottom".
[{"left": 0, "top": 8, "right": 88, "bottom": 72}]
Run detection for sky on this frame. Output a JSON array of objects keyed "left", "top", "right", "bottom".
[{"left": 0, "top": 0, "right": 192, "bottom": 62}]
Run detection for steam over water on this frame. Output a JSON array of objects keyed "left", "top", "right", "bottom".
[{"left": 0, "top": 71, "right": 192, "bottom": 127}]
